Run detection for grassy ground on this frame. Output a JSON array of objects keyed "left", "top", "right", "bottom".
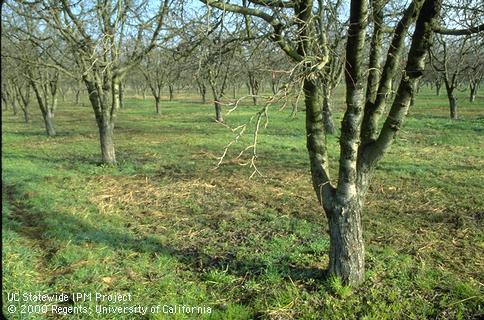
[{"left": 2, "top": 87, "right": 483, "bottom": 319}]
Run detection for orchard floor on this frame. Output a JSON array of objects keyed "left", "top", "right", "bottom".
[{"left": 2, "top": 88, "right": 483, "bottom": 319}]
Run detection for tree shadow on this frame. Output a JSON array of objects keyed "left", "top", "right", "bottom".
[{"left": 3, "top": 183, "right": 328, "bottom": 290}]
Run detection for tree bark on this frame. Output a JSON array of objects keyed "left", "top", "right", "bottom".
[
  {"left": 119, "top": 82, "right": 124, "bottom": 109},
  {"left": 214, "top": 99, "right": 223, "bottom": 122},
  {"left": 42, "top": 110, "right": 56, "bottom": 137},
  {"left": 327, "top": 199, "right": 365, "bottom": 285},
  {"left": 155, "top": 97, "right": 161, "bottom": 115},
  {"left": 445, "top": 82, "right": 457, "bottom": 119},
  {"left": 84, "top": 78, "right": 117, "bottom": 165},
  {"left": 23, "top": 108, "right": 30, "bottom": 123},
  {"left": 449, "top": 94, "right": 457, "bottom": 119},
  {"left": 168, "top": 84, "right": 174, "bottom": 101},
  {"left": 98, "top": 120, "right": 116, "bottom": 164},
  {"left": 469, "top": 82, "right": 477, "bottom": 102},
  {"left": 30, "top": 79, "right": 57, "bottom": 137}
]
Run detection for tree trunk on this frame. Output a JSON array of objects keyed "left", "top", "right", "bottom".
[
  {"left": 22, "top": 108, "right": 30, "bottom": 123},
  {"left": 435, "top": 81, "right": 441, "bottom": 96},
  {"left": 12, "top": 99, "right": 18, "bottom": 116},
  {"left": 84, "top": 79, "right": 117, "bottom": 165},
  {"left": 31, "top": 80, "right": 57, "bottom": 136},
  {"left": 327, "top": 199, "right": 365, "bottom": 285},
  {"left": 252, "top": 95, "right": 257, "bottom": 106},
  {"left": 42, "top": 110, "right": 56, "bottom": 137},
  {"left": 449, "top": 94, "right": 457, "bottom": 119},
  {"left": 98, "top": 119, "right": 116, "bottom": 164},
  {"left": 214, "top": 100, "right": 223, "bottom": 122},
  {"left": 168, "top": 85, "right": 174, "bottom": 101},
  {"left": 155, "top": 97, "right": 161, "bottom": 115},
  {"left": 201, "top": 85, "right": 207, "bottom": 104},
  {"left": 469, "top": 83, "right": 477, "bottom": 102},
  {"left": 445, "top": 83, "right": 457, "bottom": 119},
  {"left": 119, "top": 82, "right": 124, "bottom": 109},
  {"left": 322, "top": 86, "right": 336, "bottom": 135},
  {"left": 303, "top": 76, "right": 365, "bottom": 285},
  {"left": 75, "top": 90, "right": 81, "bottom": 105}
]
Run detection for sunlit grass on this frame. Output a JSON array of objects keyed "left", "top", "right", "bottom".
[{"left": 2, "top": 87, "right": 483, "bottom": 319}]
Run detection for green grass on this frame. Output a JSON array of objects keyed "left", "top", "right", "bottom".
[{"left": 2, "top": 87, "right": 484, "bottom": 319}]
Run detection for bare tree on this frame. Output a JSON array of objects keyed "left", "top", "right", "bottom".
[
  {"left": 9, "top": 0, "right": 171, "bottom": 164},
  {"left": 201, "top": 0, "right": 445, "bottom": 285},
  {"left": 140, "top": 48, "right": 167, "bottom": 115},
  {"left": 430, "top": 35, "right": 476, "bottom": 119}
]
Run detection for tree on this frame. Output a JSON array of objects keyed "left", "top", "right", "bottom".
[
  {"left": 1, "top": 19, "right": 59, "bottom": 135},
  {"left": 201, "top": 0, "right": 444, "bottom": 286},
  {"left": 466, "top": 38, "right": 483, "bottom": 103},
  {"left": 9, "top": 0, "right": 171, "bottom": 164},
  {"left": 1, "top": 56, "right": 31, "bottom": 123},
  {"left": 195, "top": 15, "right": 241, "bottom": 123},
  {"left": 430, "top": 36, "right": 474, "bottom": 119},
  {"left": 15, "top": 80, "right": 32, "bottom": 124},
  {"left": 140, "top": 48, "right": 167, "bottom": 115}
]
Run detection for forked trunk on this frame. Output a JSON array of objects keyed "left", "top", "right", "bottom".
[
  {"left": 304, "top": 77, "right": 365, "bottom": 284},
  {"left": 327, "top": 199, "right": 365, "bottom": 285},
  {"left": 84, "top": 78, "right": 117, "bottom": 165}
]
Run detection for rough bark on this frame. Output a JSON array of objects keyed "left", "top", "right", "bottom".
[
  {"left": 84, "top": 78, "right": 117, "bottom": 164},
  {"left": 98, "top": 119, "right": 116, "bottom": 164},
  {"left": 327, "top": 199, "right": 364, "bottom": 285},
  {"left": 203, "top": 0, "right": 441, "bottom": 287}
]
